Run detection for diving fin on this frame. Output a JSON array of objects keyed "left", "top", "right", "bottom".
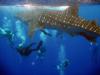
[{"left": 40, "top": 29, "right": 52, "bottom": 37}]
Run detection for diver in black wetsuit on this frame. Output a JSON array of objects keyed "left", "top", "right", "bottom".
[
  {"left": 16, "top": 43, "right": 35, "bottom": 56},
  {"left": 16, "top": 40, "right": 46, "bottom": 56}
]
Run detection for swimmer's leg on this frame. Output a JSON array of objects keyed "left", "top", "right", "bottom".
[
  {"left": 31, "top": 40, "right": 43, "bottom": 51},
  {"left": 35, "top": 40, "right": 43, "bottom": 50}
]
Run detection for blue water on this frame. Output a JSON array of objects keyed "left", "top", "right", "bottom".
[{"left": 0, "top": 4, "right": 100, "bottom": 75}]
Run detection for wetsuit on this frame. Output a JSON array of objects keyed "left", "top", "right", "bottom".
[{"left": 16, "top": 40, "right": 45, "bottom": 56}]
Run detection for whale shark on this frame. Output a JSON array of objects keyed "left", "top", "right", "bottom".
[
  {"left": 15, "top": 2, "right": 100, "bottom": 43},
  {"left": 37, "top": 1, "right": 100, "bottom": 43},
  {"left": 38, "top": 9, "right": 100, "bottom": 43}
]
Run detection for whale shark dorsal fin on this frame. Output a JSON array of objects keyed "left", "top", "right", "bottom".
[
  {"left": 66, "top": 0, "right": 79, "bottom": 16},
  {"left": 91, "top": 20, "right": 97, "bottom": 26},
  {"left": 70, "top": 5, "right": 78, "bottom": 16}
]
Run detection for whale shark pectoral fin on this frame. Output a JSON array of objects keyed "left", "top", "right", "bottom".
[{"left": 79, "top": 32, "right": 97, "bottom": 43}]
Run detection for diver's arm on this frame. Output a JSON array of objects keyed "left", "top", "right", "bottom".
[{"left": 31, "top": 40, "right": 43, "bottom": 51}]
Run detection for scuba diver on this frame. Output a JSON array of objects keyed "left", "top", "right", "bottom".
[
  {"left": 16, "top": 40, "right": 46, "bottom": 57},
  {"left": 57, "top": 59, "right": 70, "bottom": 71}
]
